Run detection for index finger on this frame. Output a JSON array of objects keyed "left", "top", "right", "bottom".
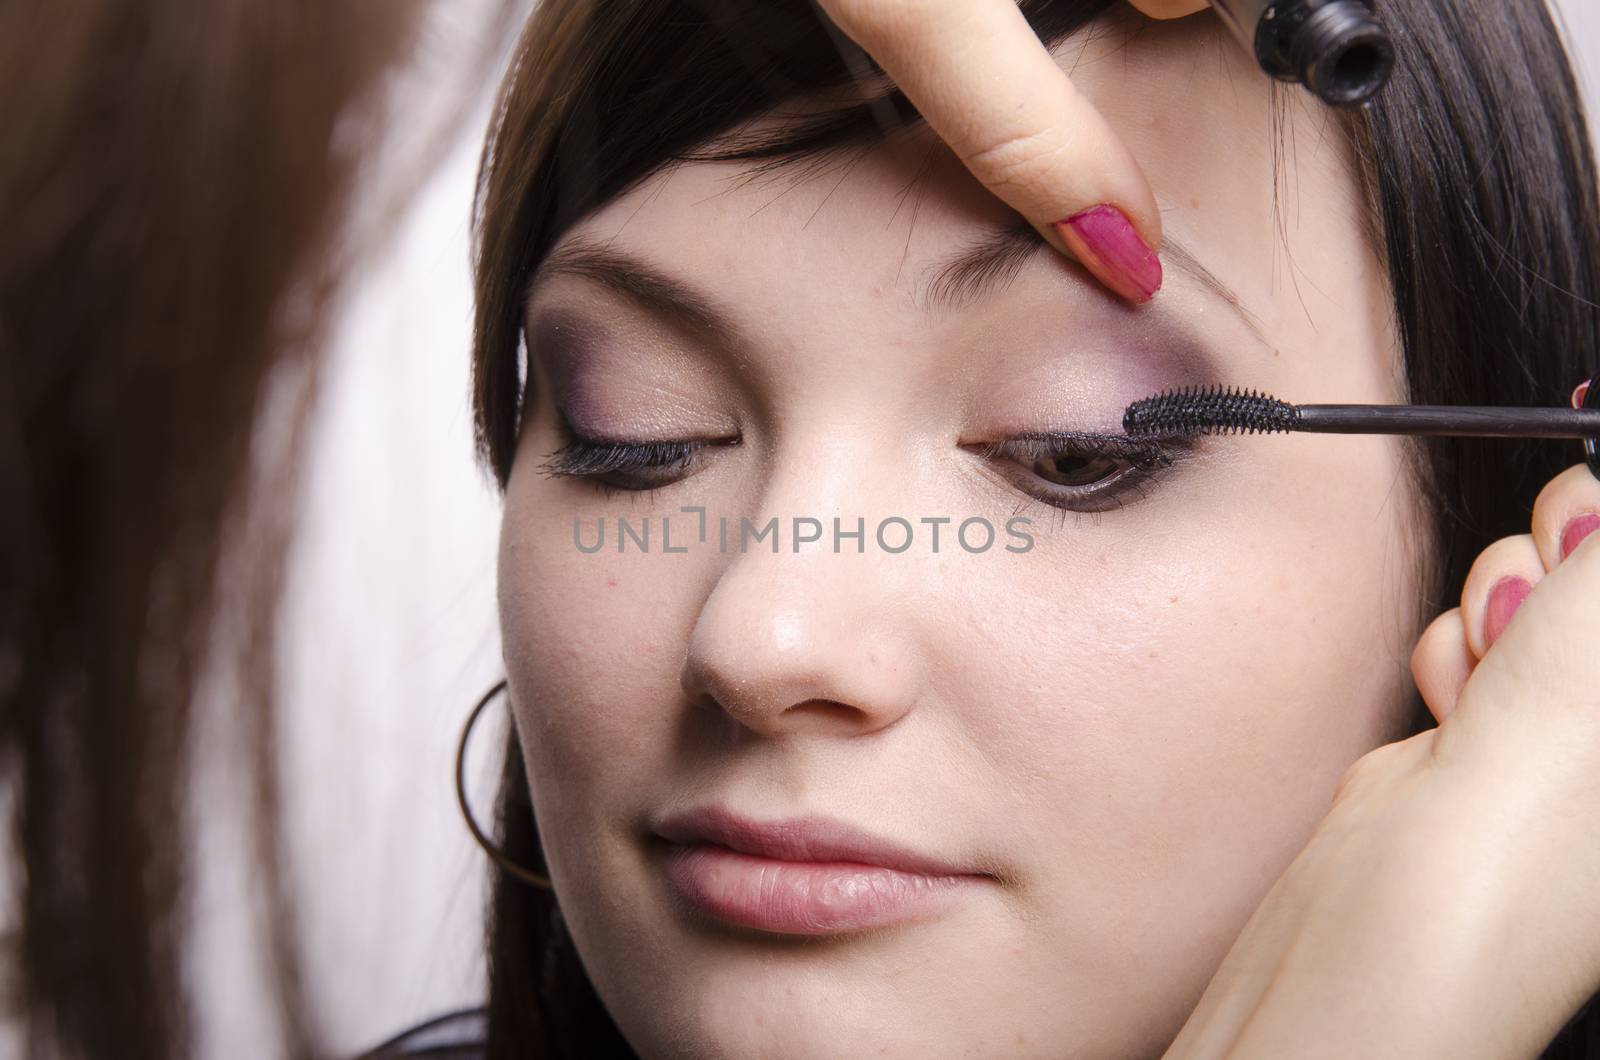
[{"left": 816, "top": 0, "right": 1165, "bottom": 304}]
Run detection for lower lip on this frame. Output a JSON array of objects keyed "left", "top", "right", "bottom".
[{"left": 655, "top": 841, "right": 985, "bottom": 935}]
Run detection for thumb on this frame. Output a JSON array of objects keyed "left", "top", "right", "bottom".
[{"left": 816, "top": 0, "right": 1165, "bottom": 304}]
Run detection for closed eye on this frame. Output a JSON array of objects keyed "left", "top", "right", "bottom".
[{"left": 538, "top": 417, "right": 737, "bottom": 498}]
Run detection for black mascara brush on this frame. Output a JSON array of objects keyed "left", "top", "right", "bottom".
[
  {"left": 1124, "top": 386, "right": 1600, "bottom": 440},
  {"left": 1124, "top": 383, "right": 1600, "bottom": 482}
]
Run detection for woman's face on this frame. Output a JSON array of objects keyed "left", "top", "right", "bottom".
[{"left": 498, "top": 11, "right": 1423, "bottom": 1059}]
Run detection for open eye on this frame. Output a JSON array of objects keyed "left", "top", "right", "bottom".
[
  {"left": 973, "top": 431, "right": 1181, "bottom": 513},
  {"left": 1015, "top": 449, "right": 1128, "bottom": 489}
]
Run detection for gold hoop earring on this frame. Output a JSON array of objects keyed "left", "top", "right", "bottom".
[{"left": 455, "top": 679, "right": 555, "bottom": 892}]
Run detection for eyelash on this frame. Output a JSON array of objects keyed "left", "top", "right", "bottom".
[
  {"left": 968, "top": 431, "right": 1189, "bottom": 515},
  {"left": 537, "top": 430, "right": 721, "bottom": 501},
  {"left": 538, "top": 421, "right": 1190, "bottom": 512}
]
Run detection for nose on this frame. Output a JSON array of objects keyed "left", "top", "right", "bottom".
[{"left": 679, "top": 442, "right": 932, "bottom": 740}]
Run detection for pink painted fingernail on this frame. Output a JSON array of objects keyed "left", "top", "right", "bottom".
[
  {"left": 1053, "top": 205, "right": 1162, "bottom": 304},
  {"left": 1483, "top": 575, "right": 1532, "bottom": 649},
  {"left": 1561, "top": 513, "right": 1600, "bottom": 560},
  {"left": 1573, "top": 379, "right": 1591, "bottom": 409}
]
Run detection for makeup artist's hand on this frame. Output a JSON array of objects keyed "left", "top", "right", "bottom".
[
  {"left": 813, "top": 0, "right": 1207, "bottom": 305},
  {"left": 1164, "top": 461, "right": 1600, "bottom": 1060}
]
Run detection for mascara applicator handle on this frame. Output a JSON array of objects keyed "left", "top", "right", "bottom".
[{"left": 1296, "top": 404, "right": 1600, "bottom": 438}]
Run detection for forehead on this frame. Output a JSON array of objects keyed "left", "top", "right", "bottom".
[{"left": 535, "top": 11, "right": 1385, "bottom": 383}]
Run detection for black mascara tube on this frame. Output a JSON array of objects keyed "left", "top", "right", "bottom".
[{"left": 1208, "top": 0, "right": 1395, "bottom": 106}]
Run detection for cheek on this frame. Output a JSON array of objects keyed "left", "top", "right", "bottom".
[
  {"left": 497, "top": 477, "right": 704, "bottom": 808},
  {"left": 944, "top": 434, "right": 1417, "bottom": 975}
]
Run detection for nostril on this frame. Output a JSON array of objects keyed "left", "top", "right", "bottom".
[{"left": 786, "top": 699, "right": 862, "bottom": 723}]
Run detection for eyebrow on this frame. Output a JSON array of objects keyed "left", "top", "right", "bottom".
[
  {"left": 532, "top": 238, "right": 742, "bottom": 350},
  {"left": 529, "top": 222, "right": 1269, "bottom": 349},
  {"left": 922, "top": 217, "right": 1268, "bottom": 342}
]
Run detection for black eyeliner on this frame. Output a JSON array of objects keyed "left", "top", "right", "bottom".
[
  {"left": 980, "top": 430, "right": 1192, "bottom": 469},
  {"left": 972, "top": 429, "right": 1197, "bottom": 515}
]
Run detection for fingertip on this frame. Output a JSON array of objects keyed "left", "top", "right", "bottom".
[
  {"left": 1559, "top": 513, "right": 1600, "bottom": 563},
  {"left": 1485, "top": 575, "right": 1535, "bottom": 652},
  {"left": 1052, "top": 205, "right": 1163, "bottom": 304},
  {"left": 1530, "top": 462, "right": 1600, "bottom": 571},
  {"left": 1459, "top": 534, "right": 1544, "bottom": 659},
  {"left": 1126, "top": 0, "right": 1211, "bottom": 19},
  {"left": 1411, "top": 608, "right": 1473, "bottom": 724}
]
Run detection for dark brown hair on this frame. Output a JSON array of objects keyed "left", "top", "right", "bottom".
[
  {"left": 469, "top": 1, "right": 1600, "bottom": 1056},
  {"left": 0, "top": 4, "right": 429, "bottom": 1056}
]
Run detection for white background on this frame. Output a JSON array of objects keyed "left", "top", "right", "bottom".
[{"left": 261, "top": 3, "right": 1600, "bottom": 1055}]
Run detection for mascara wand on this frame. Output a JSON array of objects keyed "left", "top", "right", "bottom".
[
  {"left": 1124, "top": 386, "right": 1600, "bottom": 439},
  {"left": 1123, "top": 384, "right": 1600, "bottom": 481}
]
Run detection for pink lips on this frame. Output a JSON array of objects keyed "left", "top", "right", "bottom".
[{"left": 652, "top": 805, "right": 991, "bottom": 935}]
